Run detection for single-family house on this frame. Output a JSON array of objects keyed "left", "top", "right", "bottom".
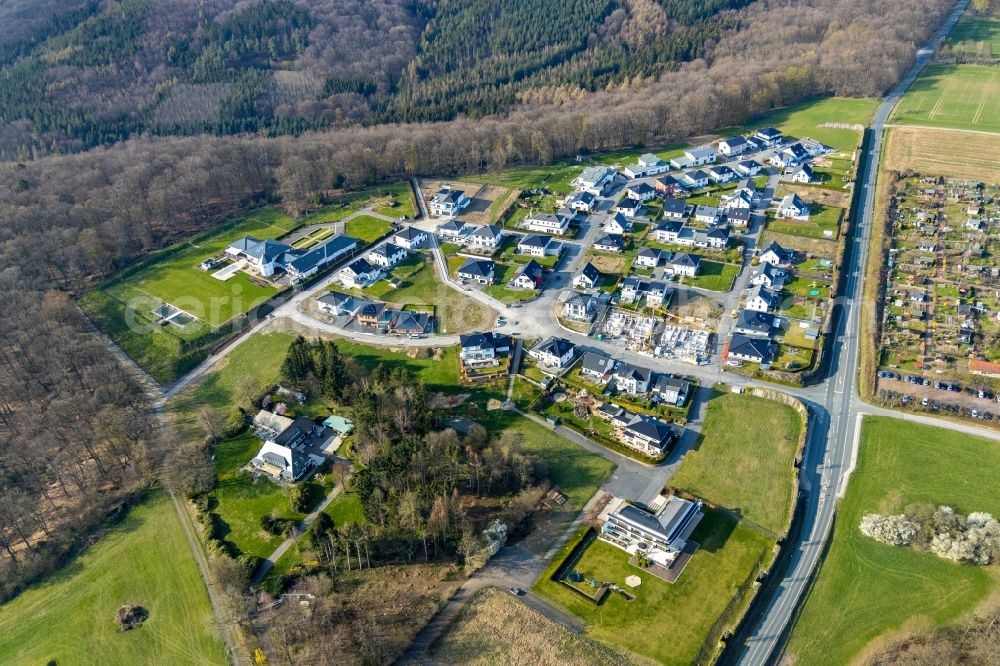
[
  {"left": 776, "top": 193, "right": 810, "bottom": 220},
  {"left": 788, "top": 163, "right": 814, "bottom": 183},
  {"left": 436, "top": 219, "right": 469, "bottom": 239},
  {"left": 801, "top": 138, "right": 826, "bottom": 156},
  {"left": 682, "top": 170, "right": 710, "bottom": 189},
  {"left": 665, "top": 252, "right": 701, "bottom": 277},
  {"left": 430, "top": 187, "right": 471, "bottom": 217},
  {"left": 517, "top": 234, "right": 557, "bottom": 257},
  {"left": 340, "top": 258, "right": 382, "bottom": 289},
  {"left": 744, "top": 136, "right": 765, "bottom": 152},
  {"left": 227, "top": 237, "right": 294, "bottom": 277},
  {"left": 627, "top": 182, "right": 659, "bottom": 202},
  {"left": 619, "top": 414, "right": 676, "bottom": 454},
  {"left": 389, "top": 309, "right": 432, "bottom": 336},
  {"left": 523, "top": 212, "right": 570, "bottom": 235},
  {"left": 619, "top": 277, "right": 646, "bottom": 304},
  {"left": 694, "top": 205, "right": 723, "bottom": 225},
  {"left": 565, "top": 190, "right": 597, "bottom": 212},
  {"left": 356, "top": 301, "right": 387, "bottom": 328},
  {"left": 457, "top": 258, "right": 495, "bottom": 284},
  {"left": 662, "top": 197, "right": 690, "bottom": 220},
  {"left": 251, "top": 440, "right": 311, "bottom": 481},
  {"left": 615, "top": 197, "right": 643, "bottom": 218},
  {"left": 653, "top": 175, "right": 685, "bottom": 196},
  {"left": 317, "top": 290, "right": 366, "bottom": 317},
  {"left": 459, "top": 332, "right": 511, "bottom": 367},
  {"left": 727, "top": 208, "right": 752, "bottom": 228},
  {"left": 600, "top": 496, "right": 703, "bottom": 565},
  {"left": 734, "top": 309, "right": 779, "bottom": 337},
  {"left": 613, "top": 363, "right": 653, "bottom": 394},
  {"left": 573, "top": 165, "right": 617, "bottom": 196},
  {"left": 654, "top": 220, "right": 683, "bottom": 243},
  {"left": 604, "top": 212, "right": 633, "bottom": 234},
  {"left": 580, "top": 351, "right": 616, "bottom": 384},
  {"left": 652, "top": 375, "right": 690, "bottom": 406},
  {"left": 722, "top": 189, "right": 754, "bottom": 211},
  {"left": 758, "top": 240, "right": 793, "bottom": 267},
  {"left": 754, "top": 127, "right": 783, "bottom": 146},
  {"left": 509, "top": 259, "right": 544, "bottom": 290},
  {"left": 683, "top": 146, "right": 717, "bottom": 166},
  {"left": 467, "top": 224, "right": 504, "bottom": 251},
  {"left": 645, "top": 281, "right": 673, "bottom": 308},
  {"left": 707, "top": 165, "right": 736, "bottom": 184},
  {"left": 728, "top": 333, "right": 776, "bottom": 365},
  {"left": 719, "top": 136, "right": 748, "bottom": 156},
  {"left": 562, "top": 291, "right": 597, "bottom": 321},
  {"left": 635, "top": 246, "right": 666, "bottom": 268},
  {"left": 735, "top": 159, "right": 762, "bottom": 176},
  {"left": 573, "top": 262, "right": 601, "bottom": 290},
  {"left": 528, "top": 337, "right": 577, "bottom": 369},
  {"left": 745, "top": 284, "right": 782, "bottom": 313},
  {"left": 367, "top": 242, "right": 408, "bottom": 268},
  {"left": 393, "top": 226, "right": 428, "bottom": 249},
  {"left": 750, "top": 262, "right": 789, "bottom": 289},
  {"left": 594, "top": 233, "right": 625, "bottom": 253},
  {"left": 694, "top": 225, "right": 730, "bottom": 250}
]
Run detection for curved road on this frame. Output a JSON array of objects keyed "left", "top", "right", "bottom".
[{"left": 735, "top": 1, "right": 974, "bottom": 663}]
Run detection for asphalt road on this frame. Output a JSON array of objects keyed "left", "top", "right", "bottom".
[{"left": 734, "top": 1, "right": 976, "bottom": 663}]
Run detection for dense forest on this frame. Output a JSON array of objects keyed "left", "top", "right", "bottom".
[
  {"left": 0, "top": 0, "right": 758, "bottom": 157},
  {"left": 0, "top": 0, "right": 953, "bottom": 604}
]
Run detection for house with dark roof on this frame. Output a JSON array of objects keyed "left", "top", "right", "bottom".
[
  {"left": 251, "top": 415, "right": 326, "bottom": 481},
  {"left": 600, "top": 495, "right": 703, "bottom": 566},
  {"left": 735, "top": 159, "right": 762, "bottom": 176},
  {"left": 565, "top": 190, "right": 597, "bottom": 211},
  {"left": 614, "top": 198, "right": 643, "bottom": 218},
  {"left": 726, "top": 207, "right": 752, "bottom": 228},
  {"left": 653, "top": 174, "right": 684, "bottom": 196},
  {"left": 734, "top": 309, "right": 779, "bottom": 338},
  {"left": 459, "top": 332, "right": 511, "bottom": 367},
  {"left": 393, "top": 226, "right": 428, "bottom": 249},
  {"left": 754, "top": 127, "right": 783, "bottom": 145},
  {"left": 653, "top": 220, "right": 684, "bottom": 243},
  {"left": 635, "top": 246, "right": 666, "bottom": 268},
  {"left": 317, "top": 290, "right": 368, "bottom": 317},
  {"left": 466, "top": 224, "right": 504, "bottom": 251},
  {"left": 430, "top": 187, "right": 471, "bottom": 217},
  {"left": 788, "top": 163, "right": 814, "bottom": 183},
  {"left": 626, "top": 182, "right": 659, "bottom": 202},
  {"left": 728, "top": 333, "right": 776, "bottom": 365},
  {"left": 594, "top": 233, "right": 625, "bottom": 253},
  {"left": 285, "top": 235, "right": 359, "bottom": 280},
  {"left": 563, "top": 291, "right": 597, "bottom": 321},
  {"left": 682, "top": 170, "right": 710, "bottom": 189},
  {"left": 579, "top": 351, "right": 616, "bottom": 384},
  {"left": 619, "top": 414, "right": 676, "bottom": 454},
  {"left": 340, "top": 258, "right": 382, "bottom": 289},
  {"left": 517, "top": 234, "right": 557, "bottom": 257},
  {"left": 719, "top": 135, "right": 749, "bottom": 156},
  {"left": 604, "top": 212, "right": 633, "bottom": 235},
  {"left": 528, "top": 337, "right": 576, "bottom": 369},
  {"left": 613, "top": 363, "right": 653, "bottom": 394},
  {"left": 436, "top": 219, "right": 470, "bottom": 239},
  {"left": 573, "top": 262, "right": 601, "bottom": 290},
  {"left": 389, "top": 309, "right": 432, "bottom": 336},
  {"left": 367, "top": 242, "right": 408, "bottom": 268},
  {"left": 707, "top": 165, "right": 736, "bottom": 184},
  {"left": 661, "top": 196, "right": 690, "bottom": 220},
  {"left": 758, "top": 241, "right": 794, "bottom": 267},
  {"left": 509, "top": 259, "right": 544, "bottom": 290},
  {"left": 652, "top": 375, "right": 690, "bottom": 406},
  {"left": 457, "top": 258, "right": 495, "bottom": 284},
  {"left": 665, "top": 252, "right": 701, "bottom": 277},
  {"left": 745, "top": 284, "right": 782, "bottom": 313},
  {"left": 776, "top": 194, "right": 810, "bottom": 220},
  {"left": 750, "top": 262, "right": 788, "bottom": 289},
  {"left": 226, "top": 237, "right": 294, "bottom": 277}
]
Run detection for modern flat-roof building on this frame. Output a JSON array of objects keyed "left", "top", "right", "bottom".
[{"left": 600, "top": 495, "right": 704, "bottom": 567}]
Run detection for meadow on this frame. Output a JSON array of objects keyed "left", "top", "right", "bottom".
[
  {"left": 788, "top": 416, "right": 1000, "bottom": 665},
  {"left": 535, "top": 511, "right": 773, "bottom": 666},
  {"left": 892, "top": 64, "right": 1000, "bottom": 133},
  {"left": 0, "top": 492, "right": 226, "bottom": 666},
  {"left": 669, "top": 392, "right": 802, "bottom": 535},
  {"left": 946, "top": 14, "right": 1000, "bottom": 56}
]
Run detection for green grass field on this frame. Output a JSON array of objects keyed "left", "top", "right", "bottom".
[
  {"left": 892, "top": 64, "right": 1000, "bottom": 133},
  {"left": 685, "top": 260, "right": 739, "bottom": 292},
  {"left": 0, "top": 492, "right": 226, "bottom": 666},
  {"left": 535, "top": 511, "right": 772, "bottom": 665},
  {"left": 727, "top": 97, "right": 878, "bottom": 153},
  {"left": 345, "top": 214, "right": 393, "bottom": 244},
  {"left": 788, "top": 417, "right": 1000, "bottom": 664},
  {"left": 947, "top": 14, "right": 1000, "bottom": 56},
  {"left": 670, "top": 392, "right": 802, "bottom": 535}
]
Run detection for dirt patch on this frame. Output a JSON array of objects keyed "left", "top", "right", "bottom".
[
  {"left": 419, "top": 179, "right": 515, "bottom": 226},
  {"left": 430, "top": 392, "right": 471, "bottom": 409},
  {"left": 587, "top": 254, "right": 629, "bottom": 275},
  {"left": 760, "top": 230, "right": 839, "bottom": 260},
  {"left": 886, "top": 126, "right": 1000, "bottom": 182},
  {"left": 776, "top": 183, "right": 850, "bottom": 208}
]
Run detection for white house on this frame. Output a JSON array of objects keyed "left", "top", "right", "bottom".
[
  {"left": 614, "top": 198, "right": 643, "bottom": 218},
  {"left": 665, "top": 252, "right": 701, "bottom": 277},
  {"left": 393, "top": 226, "right": 428, "bottom": 249},
  {"left": 251, "top": 440, "right": 311, "bottom": 481},
  {"left": 572, "top": 165, "right": 617, "bottom": 196},
  {"left": 528, "top": 336, "right": 577, "bottom": 368},
  {"left": 436, "top": 219, "right": 469, "bottom": 239},
  {"left": 565, "top": 190, "right": 596, "bottom": 211},
  {"left": 694, "top": 205, "right": 723, "bottom": 225},
  {"left": 728, "top": 333, "right": 775, "bottom": 365},
  {"left": 758, "top": 241, "right": 793, "bottom": 267},
  {"left": 456, "top": 258, "right": 495, "bottom": 284},
  {"left": 682, "top": 146, "right": 717, "bottom": 166},
  {"left": 707, "top": 165, "right": 736, "bottom": 184},
  {"left": 459, "top": 332, "right": 511, "bottom": 367},
  {"left": 754, "top": 127, "right": 782, "bottom": 146},
  {"left": 722, "top": 189, "right": 753, "bottom": 211},
  {"left": 594, "top": 233, "right": 625, "bottom": 253},
  {"left": 509, "top": 259, "right": 544, "bottom": 290},
  {"left": 652, "top": 375, "right": 690, "bottom": 406},
  {"left": 562, "top": 291, "right": 597, "bottom": 321},
  {"left": 626, "top": 182, "right": 659, "bottom": 202},
  {"left": 340, "top": 258, "right": 383, "bottom": 289},
  {"left": 635, "top": 246, "right": 665, "bottom": 268},
  {"left": 517, "top": 234, "right": 557, "bottom": 257},
  {"left": 618, "top": 414, "right": 676, "bottom": 454},
  {"left": 466, "top": 224, "right": 504, "bottom": 251},
  {"left": 600, "top": 496, "right": 702, "bottom": 566},
  {"left": 734, "top": 309, "right": 779, "bottom": 338},
  {"left": 367, "top": 242, "right": 408, "bottom": 268},
  {"left": 654, "top": 220, "right": 683, "bottom": 243},
  {"left": 523, "top": 212, "right": 570, "bottom": 235},
  {"left": 681, "top": 170, "right": 710, "bottom": 189},
  {"left": 227, "top": 237, "right": 293, "bottom": 277},
  {"left": 430, "top": 187, "right": 471, "bottom": 217},
  {"left": 604, "top": 212, "right": 633, "bottom": 235},
  {"left": 735, "top": 159, "right": 762, "bottom": 176},
  {"left": 788, "top": 163, "right": 814, "bottom": 183},
  {"left": 776, "top": 193, "right": 810, "bottom": 220},
  {"left": 719, "top": 135, "right": 748, "bottom": 156},
  {"left": 317, "top": 290, "right": 364, "bottom": 317},
  {"left": 726, "top": 208, "right": 751, "bottom": 228},
  {"left": 573, "top": 262, "right": 601, "bottom": 290},
  {"left": 662, "top": 197, "right": 690, "bottom": 220},
  {"left": 613, "top": 363, "right": 652, "bottom": 394},
  {"left": 580, "top": 351, "right": 615, "bottom": 384},
  {"left": 750, "top": 262, "right": 788, "bottom": 289},
  {"left": 622, "top": 153, "right": 668, "bottom": 178},
  {"left": 745, "top": 284, "right": 781, "bottom": 313}
]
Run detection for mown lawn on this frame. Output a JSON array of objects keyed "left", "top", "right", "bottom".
[
  {"left": 685, "top": 260, "right": 739, "bottom": 292},
  {"left": 788, "top": 417, "right": 1000, "bottom": 665},
  {"left": 670, "top": 392, "right": 802, "bottom": 535},
  {"left": 0, "top": 491, "right": 226, "bottom": 666},
  {"left": 345, "top": 214, "right": 393, "bottom": 244},
  {"left": 535, "top": 511, "right": 772, "bottom": 666}
]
